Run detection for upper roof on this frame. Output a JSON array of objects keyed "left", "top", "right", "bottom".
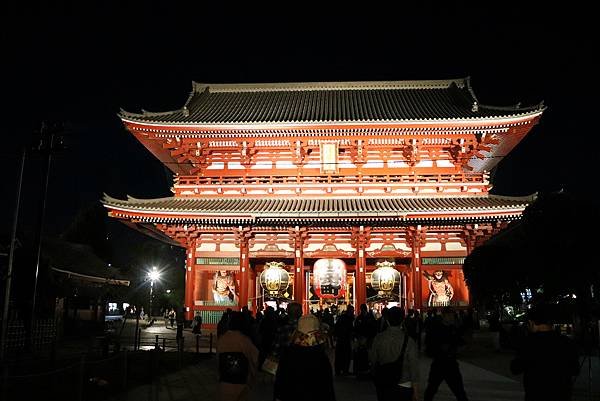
[
  {"left": 102, "top": 193, "right": 534, "bottom": 225},
  {"left": 119, "top": 78, "right": 544, "bottom": 125}
]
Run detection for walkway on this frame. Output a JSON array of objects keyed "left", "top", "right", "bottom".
[
  {"left": 104, "top": 355, "right": 523, "bottom": 401},
  {"left": 103, "top": 320, "right": 598, "bottom": 401}
]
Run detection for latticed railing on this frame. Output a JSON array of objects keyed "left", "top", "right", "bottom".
[
  {"left": 1, "top": 319, "right": 57, "bottom": 352},
  {"left": 175, "top": 173, "right": 483, "bottom": 187},
  {"left": 196, "top": 310, "right": 226, "bottom": 325},
  {"left": 427, "top": 300, "right": 469, "bottom": 308},
  {"left": 174, "top": 173, "right": 488, "bottom": 196}
]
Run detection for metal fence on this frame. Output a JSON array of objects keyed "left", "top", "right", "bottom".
[{"left": 0, "top": 333, "right": 214, "bottom": 401}]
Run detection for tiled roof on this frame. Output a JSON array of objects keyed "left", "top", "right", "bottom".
[
  {"left": 120, "top": 78, "right": 543, "bottom": 125},
  {"left": 102, "top": 194, "right": 533, "bottom": 224},
  {"left": 43, "top": 238, "right": 130, "bottom": 284}
]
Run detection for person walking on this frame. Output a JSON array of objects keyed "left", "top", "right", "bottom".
[
  {"left": 423, "top": 307, "right": 468, "bottom": 401},
  {"left": 510, "top": 304, "right": 579, "bottom": 401},
  {"left": 370, "top": 306, "right": 420, "bottom": 401},
  {"left": 274, "top": 314, "right": 336, "bottom": 401},
  {"left": 354, "top": 304, "right": 377, "bottom": 378},
  {"left": 217, "top": 311, "right": 259, "bottom": 401},
  {"left": 266, "top": 302, "right": 303, "bottom": 373}
]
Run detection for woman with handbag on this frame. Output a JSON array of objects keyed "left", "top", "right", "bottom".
[{"left": 369, "top": 306, "right": 420, "bottom": 401}]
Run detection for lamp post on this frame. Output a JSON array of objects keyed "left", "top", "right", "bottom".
[{"left": 148, "top": 267, "right": 160, "bottom": 318}]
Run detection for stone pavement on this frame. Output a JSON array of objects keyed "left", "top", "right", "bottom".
[
  {"left": 106, "top": 353, "right": 523, "bottom": 401},
  {"left": 104, "top": 319, "right": 599, "bottom": 401}
]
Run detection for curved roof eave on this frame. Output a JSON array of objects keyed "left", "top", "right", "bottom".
[
  {"left": 118, "top": 108, "right": 544, "bottom": 130},
  {"left": 101, "top": 193, "right": 533, "bottom": 221}
]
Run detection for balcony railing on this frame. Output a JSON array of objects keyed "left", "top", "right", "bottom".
[
  {"left": 173, "top": 173, "right": 489, "bottom": 197},
  {"left": 176, "top": 173, "right": 484, "bottom": 186}
]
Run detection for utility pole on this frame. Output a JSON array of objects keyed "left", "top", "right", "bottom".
[
  {"left": 0, "top": 148, "right": 26, "bottom": 361},
  {"left": 29, "top": 121, "right": 63, "bottom": 351}
]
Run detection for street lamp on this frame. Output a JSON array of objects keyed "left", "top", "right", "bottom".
[{"left": 148, "top": 267, "right": 161, "bottom": 317}]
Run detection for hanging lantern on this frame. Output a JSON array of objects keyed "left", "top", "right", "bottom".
[
  {"left": 313, "top": 258, "right": 347, "bottom": 299},
  {"left": 259, "top": 261, "right": 290, "bottom": 297},
  {"left": 371, "top": 260, "right": 400, "bottom": 298}
]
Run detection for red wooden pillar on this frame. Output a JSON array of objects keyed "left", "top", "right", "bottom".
[
  {"left": 409, "top": 226, "right": 424, "bottom": 310},
  {"left": 293, "top": 232, "right": 305, "bottom": 307},
  {"left": 405, "top": 265, "right": 414, "bottom": 310},
  {"left": 184, "top": 244, "right": 195, "bottom": 320},
  {"left": 463, "top": 229, "right": 475, "bottom": 307},
  {"left": 249, "top": 269, "right": 257, "bottom": 312},
  {"left": 412, "top": 250, "right": 422, "bottom": 310},
  {"left": 354, "top": 226, "right": 367, "bottom": 311},
  {"left": 239, "top": 230, "right": 250, "bottom": 311}
]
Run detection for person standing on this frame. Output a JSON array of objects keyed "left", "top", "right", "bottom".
[
  {"left": 176, "top": 306, "right": 185, "bottom": 349},
  {"left": 423, "top": 307, "right": 468, "bottom": 401},
  {"left": 274, "top": 314, "right": 336, "bottom": 401},
  {"left": 270, "top": 303, "right": 303, "bottom": 364},
  {"left": 377, "top": 307, "right": 390, "bottom": 333},
  {"left": 258, "top": 306, "right": 278, "bottom": 368},
  {"left": 510, "top": 304, "right": 579, "bottom": 401},
  {"left": 404, "top": 309, "right": 419, "bottom": 343},
  {"left": 370, "top": 306, "right": 420, "bottom": 401},
  {"left": 217, "top": 311, "right": 259, "bottom": 401},
  {"left": 192, "top": 311, "right": 203, "bottom": 335},
  {"left": 168, "top": 308, "right": 176, "bottom": 328},
  {"left": 334, "top": 305, "right": 355, "bottom": 376}
]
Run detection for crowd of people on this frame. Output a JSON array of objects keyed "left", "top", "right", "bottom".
[{"left": 214, "top": 303, "right": 580, "bottom": 401}]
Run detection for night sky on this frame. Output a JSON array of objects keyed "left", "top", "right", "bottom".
[{"left": 1, "top": 5, "right": 596, "bottom": 243}]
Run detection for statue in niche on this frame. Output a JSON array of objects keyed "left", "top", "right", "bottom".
[
  {"left": 423, "top": 270, "right": 454, "bottom": 306},
  {"left": 212, "top": 270, "right": 237, "bottom": 304}
]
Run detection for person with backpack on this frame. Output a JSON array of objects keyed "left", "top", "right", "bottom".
[
  {"left": 370, "top": 306, "right": 420, "bottom": 401},
  {"left": 216, "top": 311, "right": 259, "bottom": 401}
]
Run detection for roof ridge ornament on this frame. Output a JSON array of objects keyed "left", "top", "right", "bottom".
[{"left": 465, "top": 76, "right": 480, "bottom": 104}]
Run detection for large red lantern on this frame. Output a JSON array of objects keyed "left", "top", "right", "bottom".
[{"left": 313, "top": 258, "right": 346, "bottom": 299}]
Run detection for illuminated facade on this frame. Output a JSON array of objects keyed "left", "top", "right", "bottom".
[{"left": 103, "top": 78, "right": 543, "bottom": 324}]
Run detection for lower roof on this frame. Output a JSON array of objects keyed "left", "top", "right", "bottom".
[{"left": 102, "top": 194, "right": 534, "bottom": 225}]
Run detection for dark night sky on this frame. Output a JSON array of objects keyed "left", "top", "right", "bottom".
[{"left": 1, "top": 4, "right": 596, "bottom": 241}]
